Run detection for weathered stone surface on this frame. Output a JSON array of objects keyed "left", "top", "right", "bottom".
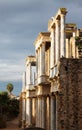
[{"left": 58, "top": 58, "right": 82, "bottom": 130}]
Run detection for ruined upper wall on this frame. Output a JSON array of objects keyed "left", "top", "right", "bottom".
[{"left": 58, "top": 58, "right": 82, "bottom": 130}]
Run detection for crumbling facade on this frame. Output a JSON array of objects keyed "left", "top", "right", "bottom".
[{"left": 20, "top": 8, "right": 82, "bottom": 130}]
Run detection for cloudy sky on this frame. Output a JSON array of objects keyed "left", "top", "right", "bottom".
[{"left": 0, "top": 0, "right": 82, "bottom": 94}]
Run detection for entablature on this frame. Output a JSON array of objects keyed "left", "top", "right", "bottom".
[
  {"left": 26, "top": 55, "right": 36, "bottom": 66},
  {"left": 34, "top": 32, "right": 50, "bottom": 50}
]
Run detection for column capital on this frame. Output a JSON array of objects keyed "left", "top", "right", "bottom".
[{"left": 60, "top": 8, "right": 67, "bottom": 15}]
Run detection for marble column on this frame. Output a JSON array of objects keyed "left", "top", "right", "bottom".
[
  {"left": 32, "top": 98, "right": 36, "bottom": 126},
  {"left": 26, "top": 63, "right": 32, "bottom": 89},
  {"left": 29, "top": 98, "right": 32, "bottom": 125},
  {"left": 26, "top": 98, "right": 32, "bottom": 126},
  {"left": 22, "top": 72, "right": 26, "bottom": 92},
  {"left": 40, "top": 43, "right": 45, "bottom": 75},
  {"left": 46, "top": 96, "right": 50, "bottom": 130},
  {"left": 41, "top": 96, "right": 46, "bottom": 129},
  {"left": 60, "top": 14, "right": 66, "bottom": 57},
  {"left": 50, "top": 27, "right": 55, "bottom": 68},
  {"left": 37, "top": 97, "right": 41, "bottom": 127},
  {"left": 36, "top": 50, "right": 38, "bottom": 78},
  {"left": 38, "top": 48, "right": 40, "bottom": 77},
  {"left": 50, "top": 95, "right": 56, "bottom": 130},
  {"left": 26, "top": 97, "right": 28, "bottom": 125},
  {"left": 55, "top": 19, "right": 60, "bottom": 64},
  {"left": 66, "top": 39, "right": 69, "bottom": 58},
  {"left": 39, "top": 97, "right": 42, "bottom": 127},
  {"left": 29, "top": 63, "right": 32, "bottom": 84},
  {"left": 56, "top": 95, "right": 59, "bottom": 130},
  {"left": 22, "top": 97, "right": 26, "bottom": 128},
  {"left": 36, "top": 98, "right": 38, "bottom": 127}
]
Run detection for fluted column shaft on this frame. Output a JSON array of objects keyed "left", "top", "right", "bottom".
[
  {"left": 26, "top": 98, "right": 32, "bottom": 126},
  {"left": 40, "top": 43, "right": 45, "bottom": 75},
  {"left": 32, "top": 98, "right": 36, "bottom": 125},
  {"left": 39, "top": 97, "right": 42, "bottom": 127},
  {"left": 22, "top": 72, "right": 26, "bottom": 92},
  {"left": 41, "top": 97, "right": 46, "bottom": 129},
  {"left": 51, "top": 95, "right": 56, "bottom": 130},
  {"left": 36, "top": 50, "right": 38, "bottom": 78},
  {"left": 26, "top": 63, "right": 32, "bottom": 89},
  {"left": 60, "top": 14, "right": 66, "bottom": 57},
  {"left": 46, "top": 96, "right": 50, "bottom": 130},
  {"left": 36, "top": 98, "right": 38, "bottom": 127},
  {"left": 22, "top": 98, "right": 26, "bottom": 121},
  {"left": 50, "top": 28, "right": 55, "bottom": 68},
  {"left": 38, "top": 48, "right": 40, "bottom": 77},
  {"left": 55, "top": 20, "right": 60, "bottom": 64}
]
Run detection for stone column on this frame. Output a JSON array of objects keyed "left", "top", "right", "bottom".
[
  {"left": 55, "top": 19, "right": 60, "bottom": 64},
  {"left": 26, "top": 98, "right": 32, "bottom": 126},
  {"left": 40, "top": 43, "right": 45, "bottom": 75},
  {"left": 46, "top": 96, "right": 50, "bottom": 130},
  {"left": 50, "top": 27, "right": 55, "bottom": 68},
  {"left": 36, "top": 50, "right": 38, "bottom": 78},
  {"left": 26, "top": 63, "right": 32, "bottom": 89},
  {"left": 29, "top": 63, "right": 32, "bottom": 84},
  {"left": 56, "top": 95, "right": 59, "bottom": 130},
  {"left": 50, "top": 95, "right": 56, "bottom": 130},
  {"left": 36, "top": 98, "right": 38, "bottom": 127},
  {"left": 29, "top": 98, "right": 32, "bottom": 125},
  {"left": 39, "top": 97, "right": 42, "bottom": 127},
  {"left": 32, "top": 98, "right": 36, "bottom": 126},
  {"left": 41, "top": 96, "right": 46, "bottom": 129},
  {"left": 22, "top": 72, "right": 26, "bottom": 92},
  {"left": 22, "top": 96, "right": 26, "bottom": 128},
  {"left": 66, "top": 39, "right": 69, "bottom": 58},
  {"left": 26, "top": 97, "right": 28, "bottom": 126},
  {"left": 37, "top": 97, "right": 41, "bottom": 127},
  {"left": 60, "top": 14, "right": 66, "bottom": 57},
  {"left": 38, "top": 48, "right": 40, "bottom": 77}
]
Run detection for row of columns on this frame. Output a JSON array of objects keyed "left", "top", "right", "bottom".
[
  {"left": 50, "top": 13, "right": 66, "bottom": 68},
  {"left": 22, "top": 97, "right": 36, "bottom": 127},
  {"left": 66, "top": 38, "right": 79, "bottom": 58},
  {"left": 21, "top": 94, "right": 58, "bottom": 130},
  {"left": 36, "top": 94, "right": 57, "bottom": 130}
]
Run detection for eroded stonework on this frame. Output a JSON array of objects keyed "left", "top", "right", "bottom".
[{"left": 20, "top": 8, "right": 82, "bottom": 130}]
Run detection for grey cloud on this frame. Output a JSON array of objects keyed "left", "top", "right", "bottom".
[{"left": 0, "top": 0, "right": 82, "bottom": 82}]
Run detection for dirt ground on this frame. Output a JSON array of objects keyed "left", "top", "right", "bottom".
[{"left": 0, "top": 117, "right": 21, "bottom": 130}]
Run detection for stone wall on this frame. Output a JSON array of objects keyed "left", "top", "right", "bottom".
[{"left": 57, "top": 58, "right": 82, "bottom": 130}]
